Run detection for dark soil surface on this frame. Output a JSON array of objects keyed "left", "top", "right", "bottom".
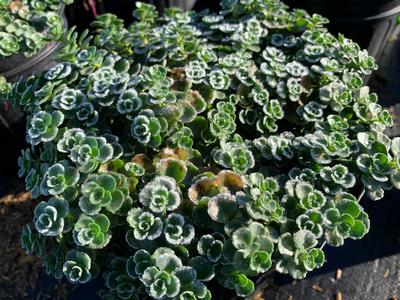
[{"left": 0, "top": 188, "right": 69, "bottom": 300}]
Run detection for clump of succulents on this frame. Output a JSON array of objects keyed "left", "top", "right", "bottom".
[
  {"left": 0, "top": 0, "right": 73, "bottom": 60},
  {"left": 12, "top": 0, "right": 400, "bottom": 299}
]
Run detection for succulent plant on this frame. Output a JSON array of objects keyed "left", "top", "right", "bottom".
[
  {"left": 164, "top": 213, "right": 195, "bottom": 245},
  {"left": 20, "top": 224, "right": 46, "bottom": 255},
  {"left": 0, "top": 75, "right": 10, "bottom": 96},
  {"left": 79, "top": 172, "right": 131, "bottom": 215},
  {"left": 197, "top": 233, "right": 225, "bottom": 263},
  {"left": 40, "top": 161, "right": 79, "bottom": 201},
  {"left": 44, "top": 249, "right": 65, "bottom": 280},
  {"left": 296, "top": 210, "right": 324, "bottom": 238},
  {"left": 27, "top": 110, "right": 64, "bottom": 145},
  {"left": 212, "top": 140, "right": 255, "bottom": 174},
  {"left": 117, "top": 88, "right": 142, "bottom": 115},
  {"left": 69, "top": 136, "right": 116, "bottom": 173},
  {"left": 73, "top": 213, "right": 112, "bottom": 249},
  {"left": 140, "top": 249, "right": 183, "bottom": 299},
  {"left": 254, "top": 132, "right": 295, "bottom": 161},
  {"left": 103, "top": 256, "right": 140, "bottom": 300},
  {"left": 207, "top": 101, "right": 236, "bottom": 140},
  {"left": 45, "top": 62, "right": 72, "bottom": 80},
  {"left": 320, "top": 164, "right": 356, "bottom": 193},
  {"left": 57, "top": 128, "right": 86, "bottom": 153},
  {"left": 13, "top": 1, "right": 400, "bottom": 299},
  {"left": 127, "top": 208, "right": 163, "bottom": 241},
  {"left": 34, "top": 197, "right": 69, "bottom": 236},
  {"left": 287, "top": 180, "right": 327, "bottom": 210},
  {"left": 209, "top": 70, "right": 231, "bottom": 91},
  {"left": 227, "top": 222, "right": 274, "bottom": 276},
  {"left": 139, "top": 176, "right": 181, "bottom": 213},
  {"left": 52, "top": 88, "right": 86, "bottom": 111},
  {"left": 239, "top": 173, "right": 286, "bottom": 223},
  {"left": 62, "top": 250, "right": 93, "bottom": 284},
  {"left": 323, "top": 198, "right": 370, "bottom": 246},
  {"left": 276, "top": 230, "right": 325, "bottom": 279},
  {"left": 131, "top": 110, "right": 165, "bottom": 147}
]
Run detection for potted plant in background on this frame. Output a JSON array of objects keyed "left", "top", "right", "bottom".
[
  {"left": 0, "top": 0, "right": 74, "bottom": 83},
  {"left": 0, "top": 0, "right": 77, "bottom": 196},
  {"left": 11, "top": 0, "right": 400, "bottom": 299},
  {"left": 91, "top": 0, "right": 219, "bottom": 24},
  {"left": 92, "top": 0, "right": 201, "bottom": 26},
  {"left": 283, "top": 0, "right": 400, "bottom": 61},
  {"left": 148, "top": 0, "right": 197, "bottom": 12},
  {"left": 0, "top": 0, "right": 74, "bottom": 134}
]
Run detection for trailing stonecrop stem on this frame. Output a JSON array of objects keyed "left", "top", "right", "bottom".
[{"left": 12, "top": 1, "right": 400, "bottom": 299}]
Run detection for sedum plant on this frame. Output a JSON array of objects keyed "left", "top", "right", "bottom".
[
  {"left": 12, "top": 0, "right": 400, "bottom": 299},
  {"left": 0, "top": 0, "right": 73, "bottom": 59}
]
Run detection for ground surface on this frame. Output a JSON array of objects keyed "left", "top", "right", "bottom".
[{"left": 0, "top": 189, "right": 69, "bottom": 300}]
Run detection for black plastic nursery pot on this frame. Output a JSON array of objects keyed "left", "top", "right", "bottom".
[{"left": 283, "top": 0, "right": 400, "bottom": 60}]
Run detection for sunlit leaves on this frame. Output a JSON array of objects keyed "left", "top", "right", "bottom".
[
  {"left": 323, "top": 199, "right": 370, "bottom": 246},
  {"left": 73, "top": 213, "right": 112, "bottom": 249},
  {"left": 212, "top": 141, "right": 255, "bottom": 174},
  {"left": 139, "top": 176, "right": 181, "bottom": 213},
  {"left": 276, "top": 230, "right": 324, "bottom": 279},
  {"left": 34, "top": 197, "right": 69, "bottom": 236},
  {"left": 27, "top": 111, "right": 64, "bottom": 145},
  {"left": 127, "top": 208, "right": 163, "bottom": 241}
]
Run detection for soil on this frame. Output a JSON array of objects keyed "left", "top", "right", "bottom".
[{"left": 0, "top": 187, "right": 69, "bottom": 300}]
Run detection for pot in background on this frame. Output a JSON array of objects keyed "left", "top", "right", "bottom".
[
  {"left": 97, "top": 0, "right": 198, "bottom": 21},
  {"left": 0, "top": 39, "right": 62, "bottom": 84},
  {"left": 283, "top": 0, "right": 400, "bottom": 60},
  {"left": 0, "top": 5, "right": 67, "bottom": 82},
  {"left": 151, "top": 0, "right": 197, "bottom": 11},
  {"left": 0, "top": 7, "right": 67, "bottom": 132}
]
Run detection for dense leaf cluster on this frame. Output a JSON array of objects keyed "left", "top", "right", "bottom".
[
  {"left": 0, "top": 0, "right": 72, "bottom": 59},
  {"left": 13, "top": 0, "right": 400, "bottom": 299}
]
